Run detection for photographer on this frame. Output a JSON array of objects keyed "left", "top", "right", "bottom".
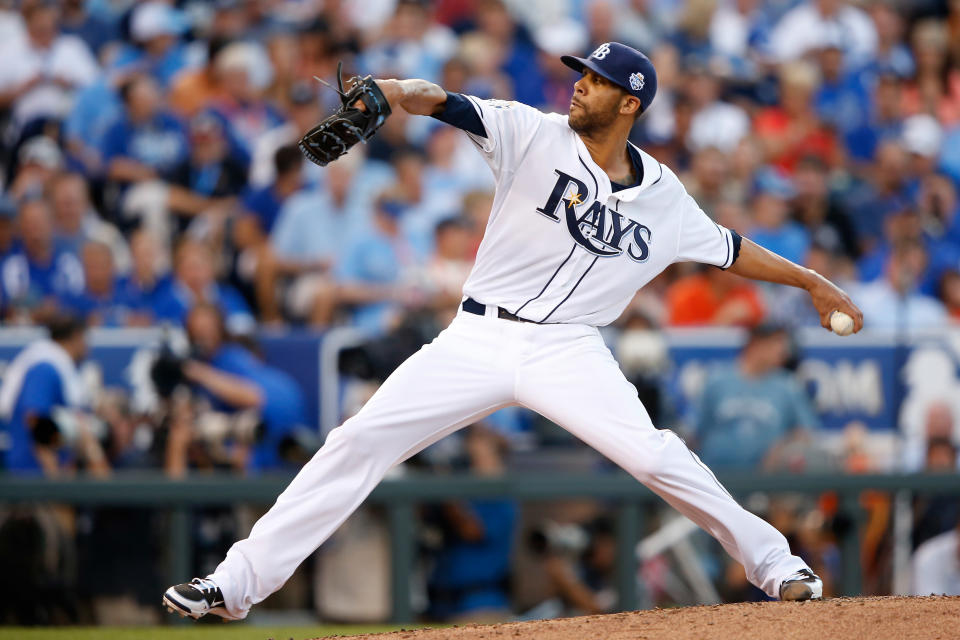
[
  {"left": 0, "top": 315, "right": 106, "bottom": 624},
  {"left": 156, "top": 302, "right": 306, "bottom": 473},
  {"left": 0, "top": 314, "right": 108, "bottom": 476},
  {"left": 523, "top": 517, "right": 617, "bottom": 619}
]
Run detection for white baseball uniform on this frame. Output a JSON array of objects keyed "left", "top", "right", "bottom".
[{"left": 208, "top": 96, "right": 810, "bottom": 618}]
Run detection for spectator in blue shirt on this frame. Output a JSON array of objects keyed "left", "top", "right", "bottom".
[
  {"left": 908, "top": 174, "right": 960, "bottom": 292},
  {"left": 49, "top": 171, "right": 131, "bottom": 275},
  {"left": 335, "top": 197, "right": 418, "bottom": 333},
  {"left": 428, "top": 425, "right": 517, "bottom": 621},
  {"left": 63, "top": 72, "right": 128, "bottom": 177},
  {"left": 841, "top": 141, "right": 912, "bottom": 252},
  {"left": 183, "top": 303, "right": 307, "bottom": 471},
  {"left": 856, "top": 200, "right": 960, "bottom": 298},
  {"left": 59, "top": 241, "right": 148, "bottom": 327},
  {"left": 1, "top": 198, "right": 84, "bottom": 322},
  {"left": 860, "top": 3, "right": 915, "bottom": 84},
  {"left": 119, "top": 228, "right": 173, "bottom": 314},
  {"left": 844, "top": 70, "right": 906, "bottom": 164},
  {"left": 694, "top": 325, "right": 820, "bottom": 470},
  {"left": 853, "top": 238, "right": 948, "bottom": 330},
  {"left": 269, "top": 150, "right": 388, "bottom": 325},
  {"left": 813, "top": 41, "right": 871, "bottom": 137},
  {"left": 153, "top": 239, "right": 254, "bottom": 335},
  {"left": 748, "top": 168, "right": 810, "bottom": 265},
  {"left": 240, "top": 145, "right": 302, "bottom": 236},
  {"left": 208, "top": 42, "right": 285, "bottom": 164},
  {"left": 101, "top": 74, "right": 189, "bottom": 188},
  {"left": 109, "top": 1, "right": 192, "bottom": 88},
  {"left": 166, "top": 111, "right": 248, "bottom": 223},
  {"left": 271, "top": 148, "right": 383, "bottom": 268},
  {"left": 61, "top": 0, "right": 117, "bottom": 57},
  {"left": 813, "top": 39, "right": 870, "bottom": 136},
  {"left": 388, "top": 147, "right": 465, "bottom": 259},
  {"left": 230, "top": 145, "right": 305, "bottom": 324},
  {"left": 473, "top": 0, "right": 545, "bottom": 107},
  {"left": 0, "top": 315, "right": 107, "bottom": 476},
  {"left": 357, "top": 0, "right": 457, "bottom": 83}
]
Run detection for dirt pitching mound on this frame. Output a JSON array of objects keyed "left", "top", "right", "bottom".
[{"left": 327, "top": 596, "right": 959, "bottom": 640}]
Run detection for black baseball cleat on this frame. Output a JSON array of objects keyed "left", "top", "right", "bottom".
[
  {"left": 779, "top": 569, "right": 823, "bottom": 601},
  {"left": 163, "top": 577, "right": 228, "bottom": 620}
]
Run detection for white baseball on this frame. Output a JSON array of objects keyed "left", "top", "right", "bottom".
[{"left": 830, "top": 310, "right": 854, "bottom": 336}]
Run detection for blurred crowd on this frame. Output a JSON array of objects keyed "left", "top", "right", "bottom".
[
  {"left": 0, "top": 0, "right": 959, "bottom": 335},
  {"left": 0, "top": 0, "right": 956, "bottom": 462},
  {"left": 1, "top": 0, "right": 960, "bottom": 627}
]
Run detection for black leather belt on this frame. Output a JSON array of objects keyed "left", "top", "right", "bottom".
[{"left": 462, "top": 297, "right": 535, "bottom": 323}]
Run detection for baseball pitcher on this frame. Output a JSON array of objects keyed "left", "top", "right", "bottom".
[{"left": 164, "top": 42, "right": 862, "bottom": 619}]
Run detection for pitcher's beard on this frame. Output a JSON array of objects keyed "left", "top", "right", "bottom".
[{"left": 568, "top": 105, "right": 618, "bottom": 136}]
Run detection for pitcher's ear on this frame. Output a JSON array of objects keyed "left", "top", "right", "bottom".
[{"left": 621, "top": 95, "right": 641, "bottom": 118}]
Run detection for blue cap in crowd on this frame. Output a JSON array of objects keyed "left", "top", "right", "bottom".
[
  {"left": 561, "top": 42, "right": 658, "bottom": 112},
  {"left": 753, "top": 167, "right": 796, "bottom": 200}
]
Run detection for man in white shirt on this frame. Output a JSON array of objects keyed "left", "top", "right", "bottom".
[
  {"left": 852, "top": 239, "right": 947, "bottom": 331},
  {"left": 769, "top": 0, "right": 877, "bottom": 66},
  {"left": 912, "top": 522, "right": 960, "bottom": 596},
  {"left": 0, "top": 1, "right": 98, "bottom": 133},
  {"left": 165, "top": 41, "right": 864, "bottom": 621},
  {"left": 248, "top": 82, "right": 324, "bottom": 188}
]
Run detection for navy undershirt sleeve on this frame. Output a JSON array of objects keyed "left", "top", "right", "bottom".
[
  {"left": 724, "top": 230, "right": 743, "bottom": 269},
  {"left": 431, "top": 92, "right": 486, "bottom": 138}
]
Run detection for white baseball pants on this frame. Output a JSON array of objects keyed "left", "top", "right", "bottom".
[{"left": 209, "top": 310, "right": 808, "bottom": 618}]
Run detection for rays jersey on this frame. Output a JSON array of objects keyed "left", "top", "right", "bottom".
[{"left": 434, "top": 94, "right": 741, "bottom": 326}]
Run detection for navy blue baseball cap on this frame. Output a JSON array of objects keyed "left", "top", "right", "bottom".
[{"left": 561, "top": 42, "right": 658, "bottom": 112}]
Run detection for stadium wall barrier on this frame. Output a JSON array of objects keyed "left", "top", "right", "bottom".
[{"left": 1, "top": 471, "right": 959, "bottom": 622}]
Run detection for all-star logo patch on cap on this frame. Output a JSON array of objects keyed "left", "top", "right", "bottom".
[{"left": 561, "top": 42, "right": 658, "bottom": 112}]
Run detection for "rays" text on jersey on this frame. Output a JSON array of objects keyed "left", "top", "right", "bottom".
[{"left": 536, "top": 170, "right": 652, "bottom": 262}]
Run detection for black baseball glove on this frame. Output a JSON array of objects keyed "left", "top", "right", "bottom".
[{"left": 298, "top": 61, "right": 392, "bottom": 167}]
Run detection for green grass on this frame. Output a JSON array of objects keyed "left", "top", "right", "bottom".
[{"left": 0, "top": 625, "right": 418, "bottom": 640}]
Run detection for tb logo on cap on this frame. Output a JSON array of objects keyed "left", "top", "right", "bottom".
[{"left": 591, "top": 43, "right": 611, "bottom": 60}]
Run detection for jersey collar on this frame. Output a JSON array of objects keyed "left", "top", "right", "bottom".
[
  {"left": 617, "top": 142, "right": 663, "bottom": 199},
  {"left": 571, "top": 131, "right": 663, "bottom": 201}
]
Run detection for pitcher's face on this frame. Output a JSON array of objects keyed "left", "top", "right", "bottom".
[{"left": 569, "top": 70, "right": 626, "bottom": 135}]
